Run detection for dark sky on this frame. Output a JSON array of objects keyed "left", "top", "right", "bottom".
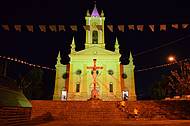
[{"left": 0, "top": 0, "right": 190, "bottom": 99}]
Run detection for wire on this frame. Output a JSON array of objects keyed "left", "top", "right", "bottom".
[{"left": 134, "top": 33, "right": 190, "bottom": 57}]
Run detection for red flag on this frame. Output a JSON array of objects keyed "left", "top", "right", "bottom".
[
  {"left": 1, "top": 25, "right": 9, "bottom": 31},
  {"left": 49, "top": 25, "right": 57, "bottom": 32},
  {"left": 149, "top": 25, "right": 155, "bottom": 32},
  {"left": 70, "top": 25, "right": 77, "bottom": 31},
  {"left": 128, "top": 25, "right": 135, "bottom": 30},
  {"left": 26, "top": 25, "right": 34, "bottom": 32},
  {"left": 171, "top": 24, "right": 178, "bottom": 29},
  {"left": 58, "top": 25, "right": 65, "bottom": 31},
  {"left": 160, "top": 24, "right": 166, "bottom": 31},
  {"left": 14, "top": 25, "right": 21, "bottom": 32},
  {"left": 107, "top": 25, "right": 113, "bottom": 32},
  {"left": 39, "top": 25, "right": 46, "bottom": 32},
  {"left": 96, "top": 25, "right": 102, "bottom": 30},
  {"left": 137, "top": 25, "right": 144, "bottom": 31},
  {"left": 118, "top": 25, "right": 124, "bottom": 32},
  {"left": 83, "top": 25, "right": 90, "bottom": 31}
]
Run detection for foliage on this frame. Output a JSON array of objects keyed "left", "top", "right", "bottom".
[
  {"left": 150, "top": 59, "right": 190, "bottom": 99},
  {"left": 167, "top": 59, "right": 190, "bottom": 96},
  {"left": 150, "top": 75, "right": 169, "bottom": 100},
  {"left": 17, "top": 68, "right": 45, "bottom": 99}
]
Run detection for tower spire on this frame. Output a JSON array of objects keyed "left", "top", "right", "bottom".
[
  {"left": 71, "top": 37, "right": 76, "bottom": 53},
  {"left": 115, "top": 37, "right": 119, "bottom": 53},
  {"left": 91, "top": 1, "right": 100, "bottom": 17},
  {"left": 56, "top": 51, "right": 61, "bottom": 64},
  {"left": 129, "top": 51, "right": 134, "bottom": 65}
]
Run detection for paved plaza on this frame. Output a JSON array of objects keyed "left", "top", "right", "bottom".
[{"left": 36, "top": 120, "right": 190, "bottom": 126}]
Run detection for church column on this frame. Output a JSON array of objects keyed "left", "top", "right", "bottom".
[
  {"left": 53, "top": 51, "right": 67, "bottom": 100},
  {"left": 115, "top": 62, "right": 122, "bottom": 100}
]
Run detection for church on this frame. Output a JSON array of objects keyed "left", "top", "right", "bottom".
[{"left": 53, "top": 5, "right": 137, "bottom": 101}]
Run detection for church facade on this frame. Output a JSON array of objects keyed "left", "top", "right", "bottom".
[{"left": 53, "top": 5, "right": 136, "bottom": 101}]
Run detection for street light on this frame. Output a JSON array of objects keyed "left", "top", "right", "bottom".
[{"left": 168, "top": 56, "right": 176, "bottom": 62}]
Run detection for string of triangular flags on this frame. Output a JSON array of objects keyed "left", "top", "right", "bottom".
[{"left": 0, "top": 24, "right": 190, "bottom": 32}]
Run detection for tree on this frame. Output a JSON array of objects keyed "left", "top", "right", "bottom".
[
  {"left": 150, "top": 75, "right": 169, "bottom": 100},
  {"left": 167, "top": 59, "right": 190, "bottom": 96},
  {"left": 18, "top": 68, "right": 45, "bottom": 99}
]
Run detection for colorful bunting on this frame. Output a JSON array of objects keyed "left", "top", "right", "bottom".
[
  {"left": 26, "top": 25, "right": 34, "bottom": 32},
  {"left": 160, "top": 24, "right": 166, "bottom": 31},
  {"left": 70, "top": 25, "right": 77, "bottom": 31},
  {"left": 182, "top": 24, "right": 189, "bottom": 29},
  {"left": 58, "top": 25, "right": 65, "bottom": 31},
  {"left": 83, "top": 25, "right": 90, "bottom": 31},
  {"left": 0, "top": 24, "right": 190, "bottom": 32},
  {"left": 39, "top": 25, "right": 46, "bottom": 32},
  {"left": 1, "top": 25, "right": 9, "bottom": 31},
  {"left": 14, "top": 25, "right": 21, "bottom": 32},
  {"left": 118, "top": 25, "right": 124, "bottom": 32},
  {"left": 107, "top": 25, "right": 113, "bottom": 32},
  {"left": 171, "top": 24, "right": 178, "bottom": 29},
  {"left": 96, "top": 25, "right": 102, "bottom": 31},
  {"left": 149, "top": 25, "right": 155, "bottom": 32},
  {"left": 49, "top": 25, "right": 57, "bottom": 32},
  {"left": 137, "top": 25, "right": 144, "bottom": 31},
  {"left": 128, "top": 25, "right": 135, "bottom": 30}
]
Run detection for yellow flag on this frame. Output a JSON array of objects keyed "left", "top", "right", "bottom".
[
  {"left": 1, "top": 25, "right": 9, "bottom": 31},
  {"left": 118, "top": 25, "right": 124, "bottom": 32},
  {"left": 39, "top": 25, "right": 46, "bottom": 32},
  {"left": 58, "top": 25, "right": 65, "bottom": 31},
  {"left": 14, "top": 25, "right": 21, "bottom": 32},
  {"left": 83, "top": 25, "right": 90, "bottom": 31},
  {"left": 26, "top": 25, "right": 34, "bottom": 32},
  {"left": 137, "top": 25, "right": 144, "bottom": 31},
  {"left": 107, "top": 25, "right": 113, "bottom": 32},
  {"left": 70, "top": 25, "right": 77, "bottom": 31},
  {"left": 49, "top": 25, "right": 57, "bottom": 32}
]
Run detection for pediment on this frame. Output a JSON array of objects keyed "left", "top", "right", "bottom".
[{"left": 71, "top": 46, "right": 119, "bottom": 56}]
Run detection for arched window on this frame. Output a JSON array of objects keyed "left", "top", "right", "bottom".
[{"left": 92, "top": 31, "right": 98, "bottom": 44}]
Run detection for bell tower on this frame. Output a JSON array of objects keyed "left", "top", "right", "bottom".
[{"left": 85, "top": 3, "right": 105, "bottom": 48}]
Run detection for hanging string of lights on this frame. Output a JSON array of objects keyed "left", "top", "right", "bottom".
[
  {"left": 0, "top": 54, "right": 189, "bottom": 73},
  {"left": 0, "top": 55, "right": 55, "bottom": 71},
  {"left": 135, "top": 57, "right": 190, "bottom": 72}
]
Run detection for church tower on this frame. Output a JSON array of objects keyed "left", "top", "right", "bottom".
[
  {"left": 122, "top": 52, "right": 137, "bottom": 101},
  {"left": 53, "top": 51, "right": 67, "bottom": 100},
  {"left": 53, "top": 4, "right": 137, "bottom": 101},
  {"left": 85, "top": 4, "right": 105, "bottom": 48}
]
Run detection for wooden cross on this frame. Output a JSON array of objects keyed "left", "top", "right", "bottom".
[{"left": 87, "top": 59, "right": 103, "bottom": 98}]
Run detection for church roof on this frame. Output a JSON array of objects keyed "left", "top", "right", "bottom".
[
  {"left": 70, "top": 46, "right": 120, "bottom": 59},
  {"left": 91, "top": 4, "right": 100, "bottom": 17}
]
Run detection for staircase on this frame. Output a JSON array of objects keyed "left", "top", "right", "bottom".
[
  {"left": 30, "top": 99, "right": 190, "bottom": 124},
  {"left": 31, "top": 99, "right": 127, "bottom": 122}
]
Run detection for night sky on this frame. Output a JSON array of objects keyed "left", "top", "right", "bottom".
[{"left": 0, "top": 0, "right": 190, "bottom": 99}]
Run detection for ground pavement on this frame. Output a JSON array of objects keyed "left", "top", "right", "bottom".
[{"left": 35, "top": 120, "right": 190, "bottom": 126}]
